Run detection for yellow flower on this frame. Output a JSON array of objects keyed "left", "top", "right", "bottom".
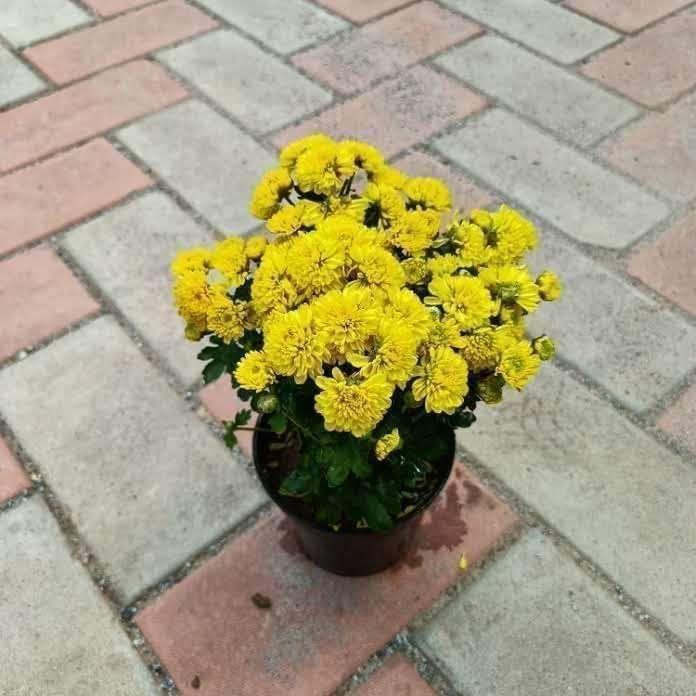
[
  {"left": 315, "top": 368, "right": 393, "bottom": 437},
  {"left": 287, "top": 232, "right": 345, "bottom": 298},
  {"left": 427, "top": 275, "right": 494, "bottom": 330},
  {"left": 234, "top": 351, "right": 275, "bottom": 391},
  {"left": 295, "top": 142, "right": 352, "bottom": 196},
  {"left": 388, "top": 209, "right": 440, "bottom": 256},
  {"left": 401, "top": 257, "right": 428, "bottom": 285},
  {"left": 497, "top": 340, "right": 541, "bottom": 390},
  {"left": 372, "top": 165, "right": 407, "bottom": 189},
  {"left": 532, "top": 334, "right": 556, "bottom": 361},
  {"left": 478, "top": 265, "right": 540, "bottom": 313},
  {"left": 458, "top": 328, "right": 500, "bottom": 372},
  {"left": 375, "top": 429, "right": 400, "bottom": 461},
  {"left": 336, "top": 140, "right": 384, "bottom": 177},
  {"left": 485, "top": 205, "right": 538, "bottom": 265},
  {"left": 356, "top": 182, "right": 406, "bottom": 229},
  {"left": 403, "top": 177, "right": 452, "bottom": 212},
  {"left": 317, "top": 214, "right": 371, "bottom": 250},
  {"left": 250, "top": 244, "right": 298, "bottom": 319},
  {"left": 424, "top": 316, "right": 466, "bottom": 350},
  {"left": 411, "top": 346, "right": 469, "bottom": 414},
  {"left": 211, "top": 237, "right": 248, "bottom": 286},
  {"left": 266, "top": 200, "right": 323, "bottom": 236},
  {"left": 250, "top": 167, "right": 293, "bottom": 219},
  {"left": 245, "top": 235, "right": 267, "bottom": 260},
  {"left": 263, "top": 305, "right": 328, "bottom": 384},
  {"left": 349, "top": 241, "right": 406, "bottom": 295},
  {"left": 206, "top": 290, "right": 247, "bottom": 343},
  {"left": 537, "top": 270, "right": 562, "bottom": 301},
  {"left": 383, "top": 288, "right": 431, "bottom": 341},
  {"left": 171, "top": 247, "right": 211, "bottom": 277},
  {"left": 426, "top": 254, "right": 464, "bottom": 277},
  {"left": 173, "top": 269, "right": 211, "bottom": 326},
  {"left": 279, "top": 133, "right": 334, "bottom": 170},
  {"left": 450, "top": 221, "right": 488, "bottom": 267}
]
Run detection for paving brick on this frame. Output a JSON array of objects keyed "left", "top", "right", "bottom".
[
  {"left": 0, "top": 246, "right": 99, "bottom": 362},
  {"left": 564, "top": 0, "right": 695, "bottom": 32},
  {"left": 417, "top": 530, "right": 696, "bottom": 695},
  {"left": 355, "top": 655, "right": 435, "bottom": 696},
  {"left": 599, "top": 91, "right": 696, "bottom": 203},
  {"left": 0, "top": 437, "right": 29, "bottom": 504},
  {"left": 24, "top": 0, "right": 218, "bottom": 85},
  {"left": 159, "top": 29, "right": 331, "bottom": 134},
  {"left": 393, "top": 151, "right": 494, "bottom": 210},
  {"left": 293, "top": 2, "right": 481, "bottom": 95},
  {"left": 439, "top": 0, "right": 617, "bottom": 63},
  {"left": 0, "top": 317, "right": 265, "bottom": 601},
  {"left": 658, "top": 384, "right": 696, "bottom": 456},
  {"left": 273, "top": 66, "right": 487, "bottom": 158},
  {"left": 0, "top": 139, "right": 151, "bottom": 257},
  {"left": 581, "top": 12, "right": 696, "bottom": 107},
  {"left": 434, "top": 109, "right": 669, "bottom": 249},
  {"left": 313, "top": 0, "right": 413, "bottom": 23},
  {"left": 627, "top": 211, "right": 696, "bottom": 315},
  {"left": 0, "top": 0, "right": 89, "bottom": 47},
  {"left": 83, "top": 0, "right": 157, "bottom": 16},
  {"left": 118, "top": 101, "right": 275, "bottom": 232},
  {"left": 196, "top": 0, "right": 347, "bottom": 54},
  {"left": 0, "top": 45, "right": 45, "bottom": 107},
  {"left": 1, "top": 497, "right": 160, "bottom": 695},
  {"left": 0, "top": 61, "right": 187, "bottom": 175},
  {"left": 136, "top": 463, "right": 517, "bottom": 695},
  {"left": 526, "top": 230, "right": 696, "bottom": 411},
  {"left": 458, "top": 365, "right": 696, "bottom": 641},
  {"left": 63, "top": 192, "right": 216, "bottom": 385},
  {"left": 436, "top": 35, "right": 639, "bottom": 147}
]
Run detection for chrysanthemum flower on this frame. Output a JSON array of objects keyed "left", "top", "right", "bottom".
[
  {"left": 250, "top": 245, "right": 299, "bottom": 319},
  {"left": 478, "top": 265, "right": 540, "bottom": 314},
  {"left": 372, "top": 165, "right": 407, "bottom": 189},
  {"left": 244, "top": 235, "right": 267, "bottom": 260},
  {"left": 171, "top": 248, "right": 211, "bottom": 277},
  {"left": 450, "top": 221, "right": 488, "bottom": 267},
  {"left": 401, "top": 257, "right": 428, "bottom": 285},
  {"left": 411, "top": 346, "right": 469, "bottom": 414},
  {"left": 173, "top": 269, "right": 211, "bottom": 326},
  {"left": 355, "top": 182, "right": 405, "bottom": 229},
  {"left": 424, "top": 316, "right": 466, "bottom": 350},
  {"left": 383, "top": 288, "right": 431, "bottom": 341},
  {"left": 375, "top": 428, "right": 401, "bottom": 461},
  {"left": 266, "top": 200, "right": 323, "bottom": 236},
  {"left": 295, "top": 142, "right": 352, "bottom": 196},
  {"left": 211, "top": 238, "right": 248, "bottom": 286},
  {"left": 249, "top": 168, "right": 293, "bottom": 220},
  {"left": 426, "top": 254, "right": 464, "bottom": 277},
  {"left": 234, "top": 351, "right": 274, "bottom": 391},
  {"left": 336, "top": 140, "right": 384, "bottom": 178},
  {"left": 497, "top": 340, "right": 541, "bottom": 390},
  {"left": 427, "top": 275, "right": 494, "bottom": 330},
  {"left": 388, "top": 209, "right": 440, "bottom": 256},
  {"left": 315, "top": 368, "right": 393, "bottom": 437},
  {"left": 403, "top": 177, "right": 452, "bottom": 212},
  {"left": 206, "top": 290, "right": 247, "bottom": 343},
  {"left": 483, "top": 205, "right": 538, "bottom": 265},
  {"left": 349, "top": 241, "right": 405, "bottom": 295},
  {"left": 536, "top": 270, "right": 562, "bottom": 301},
  {"left": 278, "top": 133, "right": 334, "bottom": 170},
  {"left": 458, "top": 328, "right": 500, "bottom": 372}
]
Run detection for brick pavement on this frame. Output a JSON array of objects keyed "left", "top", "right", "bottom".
[{"left": 1, "top": 0, "right": 695, "bottom": 693}]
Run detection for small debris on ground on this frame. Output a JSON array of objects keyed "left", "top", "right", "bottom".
[
  {"left": 191, "top": 675, "right": 201, "bottom": 689},
  {"left": 251, "top": 592, "right": 272, "bottom": 609}
]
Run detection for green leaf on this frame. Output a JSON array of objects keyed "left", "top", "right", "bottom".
[
  {"left": 361, "top": 492, "right": 393, "bottom": 531},
  {"left": 326, "top": 459, "right": 350, "bottom": 487},
  {"left": 279, "top": 470, "right": 314, "bottom": 498},
  {"left": 202, "top": 360, "right": 226, "bottom": 384},
  {"left": 197, "top": 346, "right": 219, "bottom": 361},
  {"left": 344, "top": 437, "right": 371, "bottom": 479},
  {"left": 223, "top": 426, "right": 238, "bottom": 449},
  {"left": 234, "top": 409, "right": 252, "bottom": 427},
  {"left": 268, "top": 412, "right": 288, "bottom": 434},
  {"left": 236, "top": 387, "right": 253, "bottom": 402}
]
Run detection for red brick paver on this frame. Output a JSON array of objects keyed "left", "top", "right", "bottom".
[
  {"left": 272, "top": 65, "right": 487, "bottom": 158},
  {"left": 24, "top": 1, "right": 218, "bottom": 85},
  {"left": 0, "top": 139, "right": 151, "bottom": 257},
  {"left": 83, "top": 0, "right": 157, "bottom": 17},
  {"left": 580, "top": 13, "right": 696, "bottom": 107},
  {"left": 355, "top": 655, "right": 435, "bottom": 696},
  {"left": 564, "top": 0, "right": 694, "bottom": 33},
  {"left": 599, "top": 91, "right": 696, "bottom": 203},
  {"left": 0, "top": 247, "right": 99, "bottom": 362},
  {"left": 293, "top": 2, "right": 481, "bottom": 95},
  {"left": 658, "top": 384, "right": 696, "bottom": 455},
  {"left": 0, "top": 438, "right": 30, "bottom": 504},
  {"left": 137, "top": 463, "right": 518, "bottom": 696},
  {"left": 313, "top": 0, "right": 413, "bottom": 23},
  {"left": 627, "top": 211, "right": 696, "bottom": 315},
  {"left": 0, "top": 60, "right": 187, "bottom": 174}
]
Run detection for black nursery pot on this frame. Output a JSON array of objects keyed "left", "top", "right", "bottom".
[{"left": 252, "top": 425, "right": 455, "bottom": 577}]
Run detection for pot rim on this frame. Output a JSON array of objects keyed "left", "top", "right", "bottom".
[{"left": 251, "top": 417, "right": 455, "bottom": 536}]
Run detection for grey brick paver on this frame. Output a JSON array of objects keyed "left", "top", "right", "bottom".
[
  {"left": 0, "top": 0, "right": 89, "bottom": 47},
  {"left": 159, "top": 29, "right": 332, "bottom": 134},
  {"left": 434, "top": 109, "right": 670, "bottom": 249},
  {"left": 526, "top": 231, "right": 696, "bottom": 411},
  {"left": 435, "top": 35, "right": 639, "bottom": 147},
  {"left": 417, "top": 531, "right": 696, "bottom": 695},
  {"left": 0, "top": 497, "right": 159, "bottom": 695},
  {"left": 62, "top": 192, "right": 216, "bottom": 386},
  {"left": 195, "top": 0, "right": 347, "bottom": 54},
  {"left": 117, "top": 100, "right": 276, "bottom": 233},
  {"left": 0, "top": 317, "right": 265, "bottom": 602},
  {"left": 439, "top": 0, "right": 617, "bottom": 63},
  {"left": 458, "top": 365, "right": 696, "bottom": 642},
  {"left": 0, "top": 45, "right": 45, "bottom": 108}
]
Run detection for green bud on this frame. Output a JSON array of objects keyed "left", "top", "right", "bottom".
[
  {"left": 532, "top": 335, "right": 555, "bottom": 361},
  {"left": 256, "top": 393, "right": 279, "bottom": 413}
]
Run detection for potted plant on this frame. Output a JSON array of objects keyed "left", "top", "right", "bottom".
[{"left": 171, "top": 134, "right": 561, "bottom": 576}]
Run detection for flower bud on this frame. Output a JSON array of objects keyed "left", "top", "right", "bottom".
[
  {"left": 256, "top": 393, "right": 279, "bottom": 413},
  {"left": 532, "top": 335, "right": 555, "bottom": 361},
  {"left": 536, "top": 270, "right": 562, "bottom": 301}
]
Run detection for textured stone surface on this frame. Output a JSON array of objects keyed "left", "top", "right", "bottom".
[
  {"left": 526, "top": 230, "right": 696, "bottom": 411},
  {"left": 355, "top": 655, "right": 435, "bottom": 696},
  {"left": 0, "top": 246, "right": 99, "bottom": 362},
  {"left": 0, "top": 497, "right": 160, "bottom": 695},
  {"left": 458, "top": 365, "right": 696, "bottom": 641},
  {"left": 83, "top": 0, "right": 156, "bottom": 15},
  {"left": 0, "top": 317, "right": 265, "bottom": 601},
  {"left": 418, "top": 531, "right": 696, "bottom": 695},
  {"left": 0, "top": 139, "right": 152, "bottom": 256},
  {"left": 313, "top": 0, "right": 413, "bottom": 23},
  {"left": 581, "top": 12, "right": 696, "bottom": 107},
  {"left": 137, "top": 464, "right": 517, "bottom": 695},
  {"left": 273, "top": 66, "right": 487, "bottom": 158},
  {"left": 434, "top": 109, "right": 669, "bottom": 248},
  {"left": 62, "top": 192, "right": 216, "bottom": 385},
  {"left": 658, "top": 384, "right": 696, "bottom": 456},
  {"left": 293, "top": 2, "right": 481, "bottom": 95},
  {"left": 0, "top": 45, "right": 44, "bottom": 108},
  {"left": 195, "top": 0, "right": 347, "bottom": 54},
  {"left": 564, "top": 0, "right": 695, "bottom": 32},
  {"left": 159, "top": 29, "right": 331, "bottom": 134},
  {"left": 435, "top": 35, "right": 639, "bottom": 147},
  {"left": 0, "top": 0, "right": 89, "bottom": 47},
  {"left": 118, "top": 100, "right": 275, "bottom": 232},
  {"left": 439, "top": 0, "right": 617, "bottom": 63},
  {"left": 599, "top": 91, "right": 696, "bottom": 202},
  {"left": 0, "top": 61, "right": 188, "bottom": 174},
  {"left": 24, "top": 0, "right": 218, "bottom": 84},
  {"left": 627, "top": 210, "right": 696, "bottom": 315},
  {"left": 0, "top": 437, "right": 29, "bottom": 504}
]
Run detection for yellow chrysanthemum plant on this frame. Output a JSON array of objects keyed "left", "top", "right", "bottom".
[{"left": 171, "top": 134, "right": 562, "bottom": 533}]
